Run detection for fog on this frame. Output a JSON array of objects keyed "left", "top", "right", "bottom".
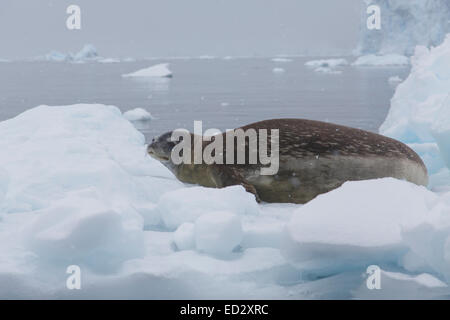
[{"left": 0, "top": 0, "right": 362, "bottom": 59}]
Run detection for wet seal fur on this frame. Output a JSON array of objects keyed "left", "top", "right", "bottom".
[{"left": 147, "top": 119, "right": 428, "bottom": 204}]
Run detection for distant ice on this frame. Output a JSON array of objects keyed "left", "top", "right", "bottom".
[
  {"left": 352, "top": 54, "right": 410, "bottom": 66},
  {"left": 305, "top": 58, "right": 347, "bottom": 74},
  {"left": 123, "top": 108, "right": 154, "bottom": 121},
  {"left": 122, "top": 63, "right": 173, "bottom": 78},
  {"left": 313, "top": 67, "right": 343, "bottom": 75},
  {"left": 98, "top": 58, "right": 120, "bottom": 64},
  {"left": 272, "top": 67, "right": 285, "bottom": 74},
  {"left": 198, "top": 55, "right": 216, "bottom": 60},
  {"left": 388, "top": 76, "right": 403, "bottom": 87},
  {"left": 305, "top": 58, "right": 348, "bottom": 68},
  {"left": 43, "top": 44, "right": 100, "bottom": 63},
  {"left": 272, "top": 58, "right": 293, "bottom": 63}
]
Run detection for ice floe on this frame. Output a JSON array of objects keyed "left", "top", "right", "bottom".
[
  {"left": 352, "top": 54, "right": 410, "bottom": 66},
  {"left": 123, "top": 63, "right": 173, "bottom": 78},
  {"left": 123, "top": 108, "right": 154, "bottom": 122}
]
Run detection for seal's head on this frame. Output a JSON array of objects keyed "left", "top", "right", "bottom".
[{"left": 147, "top": 131, "right": 176, "bottom": 162}]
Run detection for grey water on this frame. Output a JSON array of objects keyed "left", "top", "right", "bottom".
[{"left": 0, "top": 58, "right": 409, "bottom": 142}]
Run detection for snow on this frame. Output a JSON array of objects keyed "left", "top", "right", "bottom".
[
  {"left": 155, "top": 185, "right": 259, "bottom": 230},
  {"left": 356, "top": 0, "right": 450, "bottom": 56},
  {"left": 122, "top": 63, "right": 173, "bottom": 78},
  {"left": 123, "top": 108, "right": 154, "bottom": 121},
  {"left": 352, "top": 54, "right": 410, "bottom": 66},
  {"left": 380, "top": 35, "right": 450, "bottom": 183},
  {"left": 194, "top": 212, "right": 243, "bottom": 256}
]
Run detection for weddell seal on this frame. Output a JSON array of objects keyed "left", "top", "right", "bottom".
[{"left": 147, "top": 119, "right": 428, "bottom": 204}]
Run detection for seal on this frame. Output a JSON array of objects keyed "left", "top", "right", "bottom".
[{"left": 147, "top": 119, "right": 428, "bottom": 204}]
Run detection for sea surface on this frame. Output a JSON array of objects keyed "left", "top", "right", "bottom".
[{"left": 0, "top": 57, "right": 410, "bottom": 141}]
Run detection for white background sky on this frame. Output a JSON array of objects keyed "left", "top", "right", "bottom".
[{"left": 0, "top": 0, "right": 362, "bottom": 59}]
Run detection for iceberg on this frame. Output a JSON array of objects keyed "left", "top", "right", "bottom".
[
  {"left": 352, "top": 54, "right": 410, "bottom": 66},
  {"left": 43, "top": 44, "right": 99, "bottom": 62},
  {"left": 305, "top": 58, "right": 348, "bottom": 68},
  {"left": 380, "top": 35, "right": 450, "bottom": 178},
  {"left": 356, "top": 0, "right": 450, "bottom": 56},
  {"left": 122, "top": 63, "right": 173, "bottom": 78}
]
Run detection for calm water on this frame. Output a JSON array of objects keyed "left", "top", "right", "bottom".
[{"left": 0, "top": 58, "right": 410, "bottom": 141}]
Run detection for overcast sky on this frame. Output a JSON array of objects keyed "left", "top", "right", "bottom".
[{"left": 0, "top": 0, "right": 362, "bottom": 59}]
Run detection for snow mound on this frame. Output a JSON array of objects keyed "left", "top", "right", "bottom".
[
  {"left": 173, "top": 223, "right": 195, "bottom": 251},
  {"left": 356, "top": 0, "right": 450, "bottom": 56},
  {"left": 154, "top": 185, "right": 259, "bottom": 230},
  {"left": 282, "top": 178, "right": 439, "bottom": 275},
  {"left": 123, "top": 63, "right": 173, "bottom": 78},
  {"left": 123, "top": 108, "right": 154, "bottom": 121},
  {"left": 352, "top": 54, "right": 410, "bottom": 66},
  {"left": 0, "top": 104, "right": 179, "bottom": 271},
  {"left": 380, "top": 35, "right": 450, "bottom": 177},
  {"left": 195, "top": 212, "right": 243, "bottom": 256}
]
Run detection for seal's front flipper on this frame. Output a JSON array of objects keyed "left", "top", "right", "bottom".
[
  {"left": 211, "top": 165, "right": 261, "bottom": 202},
  {"left": 239, "top": 179, "right": 261, "bottom": 203}
]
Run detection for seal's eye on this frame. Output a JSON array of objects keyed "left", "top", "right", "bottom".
[{"left": 152, "top": 138, "right": 155, "bottom": 142}]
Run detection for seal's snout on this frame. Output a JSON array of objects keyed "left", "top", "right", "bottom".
[{"left": 147, "top": 134, "right": 171, "bottom": 162}]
